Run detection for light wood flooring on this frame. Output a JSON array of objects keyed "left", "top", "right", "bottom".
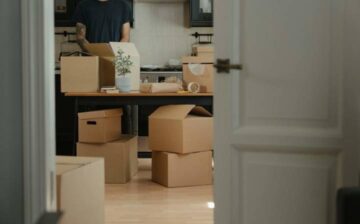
[{"left": 105, "top": 159, "right": 214, "bottom": 224}]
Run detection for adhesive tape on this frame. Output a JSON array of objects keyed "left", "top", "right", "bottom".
[{"left": 187, "top": 82, "right": 201, "bottom": 93}]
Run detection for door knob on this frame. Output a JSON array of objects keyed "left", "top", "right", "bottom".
[{"left": 214, "top": 59, "right": 243, "bottom": 73}]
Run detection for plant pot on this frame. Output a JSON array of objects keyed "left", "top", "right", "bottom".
[{"left": 115, "top": 75, "right": 132, "bottom": 92}]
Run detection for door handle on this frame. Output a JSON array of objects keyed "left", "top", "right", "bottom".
[{"left": 214, "top": 59, "right": 243, "bottom": 73}]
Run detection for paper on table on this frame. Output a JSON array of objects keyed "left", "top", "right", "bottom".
[{"left": 140, "top": 83, "right": 183, "bottom": 93}]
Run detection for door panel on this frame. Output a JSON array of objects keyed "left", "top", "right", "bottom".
[
  {"left": 232, "top": 150, "right": 337, "bottom": 224},
  {"left": 238, "top": 0, "right": 342, "bottom": 131},
  {"left": 214, "top": 0, "right": 344, "bottom": 223}
]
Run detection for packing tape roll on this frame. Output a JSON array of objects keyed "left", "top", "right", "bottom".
[{"left": 187, "top": 82, "right": 201, "bottom": 93}]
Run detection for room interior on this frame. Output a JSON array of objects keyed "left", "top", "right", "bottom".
[
  {"left": 2, "top": 0, "right": 360, "bottom": 224},
  {"left": 54, "top": 0, "right": 216, "bottom": 223}
]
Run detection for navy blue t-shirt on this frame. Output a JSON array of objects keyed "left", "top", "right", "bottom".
[{"left": 73, "top": 0, "right": 132, "bottom": 43}]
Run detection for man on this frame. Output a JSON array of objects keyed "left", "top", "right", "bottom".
[
  {"left": 73, "top": 0, "right": 134, "bottom": 133},
  {"left": 74, "top": 0, "right": 132, "bottom": 49}
]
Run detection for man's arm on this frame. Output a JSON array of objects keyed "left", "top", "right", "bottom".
[
  {"left": 120, "top": 22, "right": 130, "bottom": 42},
  {"left": 76, "top": 22, "right": 89, "bottom": 50}
]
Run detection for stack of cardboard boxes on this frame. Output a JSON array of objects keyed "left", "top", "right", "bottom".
[
  {"left": 76, "top": 108, "right": 138, "bottom": 184},
  {"left": 149, "top": 105, "right": 213, "bottom": 187}
]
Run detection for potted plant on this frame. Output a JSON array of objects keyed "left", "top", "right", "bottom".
[{"left": 114, "top": 49, "right": 133, "bottom": 92}]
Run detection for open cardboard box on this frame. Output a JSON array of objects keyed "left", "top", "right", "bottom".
[
  {"left": 84, "top": 42, "right": 140, "bottom": 91},
  {"left": 149, "top": 105, "right": 213, "bottom": 154}
]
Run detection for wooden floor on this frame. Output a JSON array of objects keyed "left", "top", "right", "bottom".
[{"left": 105, "top": 159, "right": 214, "bottom": 224}]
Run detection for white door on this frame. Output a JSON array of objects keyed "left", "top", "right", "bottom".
[{"left": 214, "top": 0, "right": 343, "bottom": 224}]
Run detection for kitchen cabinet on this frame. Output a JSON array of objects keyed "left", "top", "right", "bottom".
[{"left": 189, "top": 0, "right": 213, "bottom": 27}]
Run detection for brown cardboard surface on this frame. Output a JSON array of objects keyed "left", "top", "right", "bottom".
[
  {"left": 60, "top": 56, "right": 99, "bottom": 93},
  {"left": 77, "top": 135, "right": 138, "bottom": 184},
  {"left": 99, "top": 57, "right": 116, "bottom": 87},
  {"left": 84, "top": 42, "right": 141, "bottom": 90},
  {"left": 149, "top": 105, "right": 213, "bottom": 154},
  {"left": 78, "top": 108, "right": 123, "bottom": 119},
  {"left": 152, "top": 151, "right": 213, "bottom": 188},
  {"left": 84, "top": 43, "right": 114, "bottom": 57},
  {"left": 56, "top": 156, "right": 104, "bottom": 224},
  {"left": 84, "top": 44, "right": 115, "bottom": 89},
  {"left": 182, "top": 56, "right": 214, "bottom": 93},
  {"left": 149, "top": 104, "right": 195, "bottom": 120},
  {"left": 182, "top": 55, "right": 214, "bottom": 64},
  {"left": 192, "top": 45, "right": 214, "bottom": 57},
  {"left": 78, "top": 109, "right": 123, "bottom": 143},
  {"left": 182, "top": 63, "right": 214, "bottom": 93}
]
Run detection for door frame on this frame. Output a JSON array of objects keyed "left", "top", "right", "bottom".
[
  {"left": 22, "top": 0, "right": 57, "bottom": 223},
  {"left": 20, "top": 0, "right": 358, "bottom": 223}
]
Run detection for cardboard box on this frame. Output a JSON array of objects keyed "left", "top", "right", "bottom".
[
  {"left": 149, "top": 105, "right": 213, "bottom": 154},
  {"left": 60, "top": 55, "right": 99, "bottom": 93},
  {"left": 152, "top": 151, "right": 213, "bottom": 188},
  {"left": 182, "top": 56, "right": 214, "bottom": 93},
  {"left": 77, "top": 135, "right": 138, "bottom": 184},
  {"left": 192, "top": 45, "right": 214, "bottom": 57},
  {"left": 84, "top": 42, "right": 140, "bottom": 90},
  {"left": 78, "top": 108, "right": 123, "bottom": 143},
  {"left": 56, "top": 156, "right": 104, "bottom": 224}
]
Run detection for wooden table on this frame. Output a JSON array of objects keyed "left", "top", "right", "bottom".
[
  {"left": 65, "top": 91, "right": 213, "bottom": 156},
  {"left": 65, "top": 92, "right": 213, "bottom": 105}
]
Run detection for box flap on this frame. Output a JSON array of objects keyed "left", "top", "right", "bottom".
[
  {"left": 182, "top": 56, "right": 214, "bottom": 64},
  {"left": 56, "top": 156, "right": 103, "bottom": 175},
  {"left": 189, "top": 106, "right": 212, "bottom": 117},
  {"left": 56, "top": 156, "right": 100, "bottom": 164},
  {"left": 84, "top": 43, "right": 114, "bottom": 57},
  {"left": 78, "top": 108, "right": 123, "bottom": 120},
  {"left": 108, "top": 135, "right": 136, "bottom": 143},
  {"left": 56, "top": 164, "right": 83, "bottom": 175},
  {"left": 110, "top": 42, "right": 140, "bottom": 57},
  {"left": 149, "top": 105, "right": 196, "bottom": 120}
]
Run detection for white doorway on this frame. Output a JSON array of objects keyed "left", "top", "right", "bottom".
[{"left": 19, "top": 0, "right": 357, "bottom": 223}]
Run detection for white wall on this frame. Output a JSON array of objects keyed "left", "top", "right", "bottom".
[
  {"left": 343, "top": 0, "right": 360, "bottom": 186},
  {"left": 55, "top": 2, "right": 213, "bottom": 66},
  {"left": 0, "top": 0, "right": 24, "bottom": 223},
  {"left": 131, "top": 2, "right": 212, "bottom": 65}
]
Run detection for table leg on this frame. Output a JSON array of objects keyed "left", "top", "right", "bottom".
[
  {"left": 132, "top": 105, "right": 138, "bottom": 135},
  {"left": 123, "top": 105, "right": 132, "bottom": 134},
  {"left": 72, "top": 97, "right": 78, "bottom": 156}
]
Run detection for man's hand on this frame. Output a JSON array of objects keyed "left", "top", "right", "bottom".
[
  {"left": 76, "top": 22, "right": 89, "bottom": 51},
  {"left": 120, "top": 22, "right": 130, "bottom": 42}
]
